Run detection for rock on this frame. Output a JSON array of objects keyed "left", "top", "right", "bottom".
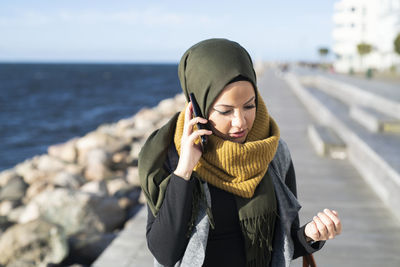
[
  {"left": 0, "top": 219, "right": 68, "bottom": 267},
  {"left": 24, "top": 180, "right": 54, "bottom": 203},
  {"left": 7, "top": 205, "right": 25, "bottom": 223},
  {"left": 64, "top": 164, "right": 84, "bottom": 176},
  {"left": 96, "top": 123, "right": 118, "bottom": 137},
  {"left": 19, "top": 188, "right": 125, "bottom": 236},
  {"left": 156, "top": 98, "right": 180, "bottom": 117},
  {"left": 174, "top": 93, "right": 186, "bottom": 107},
  {"left": 4, "top": 258, "right": 35, "bottom": 267},
  {"left": 0, "top": 176, "right": 28, "bottom": 201},
  {"left": 0, "top": 200, "right": 20, "bottom": 216},
  {"left": 86, "top": 148, "right": 111, "bottom": 166},
  {"left": 53, "top": 172, "right": 85, "bottom": 189},
  {"left": 0, "top": 169, "right": 19, "bottom": 187},
  {"left": 18, "top": 201, "right": 40, "bottom": 224},
  {"left": 126, "top": 167, "right": 140, "bottom": 186},
  {"left": 106, "top": 178, "right": 129, "bottom": 196},
  {"left": 0, "top": 216, "right": 13, "bottom": 234},
  {"left": 22, "top": 168, "right": 48, "bottom": 185},
  {"left": 116, "top": 117, "right": 135, "bottom": 131},
  {"left": 112, "top": 151, "right": 127, "bottom": 164},
  {"left": 14, "top": 158, "right": 36, "bottom": 179},
  {"left": 133, "top": 108, "right": 158, "bottom": 131},
  {"left": 134, "top": 108, "right": 161, "bottom": 135},
  {"left": 118, "top": 127, "right": 147, "bottom": 142},
  {"left": 76, "top": 131, "right": 125, "bottom": 165},
  {"left": 36, "top": 154, "right": 66, "bottom": 173},
  {"left": 48, "top": 138, "right": 78, "bottom": 163},
  {"left": 129, "top": 141, "right": 144, "bottom": 160},
  {"left": 84, "top": 163, "right": 114, "bottom": 181},
  {"left": 68, "top": 233, "right": 116, "bottom": 264},
  {"left": 83, "top": 149, "right": 114, "bottom": 181},
  {"left": 81, "top": 180, "right": 109, "bottom": 196},
  {"left": 111, "top": 150, "right": 131, "bottom": 169},
  {"left": 118, "top": 197, "right": 133, "bottom": 210}
]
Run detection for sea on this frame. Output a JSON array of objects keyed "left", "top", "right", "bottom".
[{"left": 0, "top": 63, "right": 181, "bottom": 171}]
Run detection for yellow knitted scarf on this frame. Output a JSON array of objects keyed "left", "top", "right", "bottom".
[{"left": 174, "top": 94, "right": 280, "bottom": 198}]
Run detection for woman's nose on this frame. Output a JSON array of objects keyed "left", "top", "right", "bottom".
[{"left": 232, "top": 110, "right": 246, "bottom": 128}]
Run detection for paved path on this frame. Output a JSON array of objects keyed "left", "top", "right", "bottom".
[
  {"left": 292, "top": 65, "right": 400, "bottom": 102},
  {"left": 94, "top": 69, "right": 400, "bottom": 266},
  {"left": 261, "top": 69, "right": 400, "bottom": 266}
]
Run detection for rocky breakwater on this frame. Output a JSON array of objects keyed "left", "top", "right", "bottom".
[{"left": 0, "top": 93, "right": 186, "bottom": 267}]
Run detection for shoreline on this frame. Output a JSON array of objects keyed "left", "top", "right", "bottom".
[{"left": 0, "top": 93, "right": 186, "bottom": 266}]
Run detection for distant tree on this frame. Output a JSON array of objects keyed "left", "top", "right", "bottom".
[
  {"left": 318, "top": 47, "right": 329, "bottom": 68},
  {"left": 393, "top": 33, "right": 400, "bottom": 74},
  {"left": 394, "top": 33, "right": 400, "bottom": 56},
  {"left": 318, "top": 47, "right": 329, "bottom": 58},
  {"left": 357, "top": 43, "right": 372, "bottom": 71}
]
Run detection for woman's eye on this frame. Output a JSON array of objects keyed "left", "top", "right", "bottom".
[
  {"left": 245, "top": 105, "right": 256, "bottom": 110},
  {"left": 217, "top": 110, "right": 232, "bottom": 115}
]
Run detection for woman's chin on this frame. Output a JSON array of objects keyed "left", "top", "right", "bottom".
[{"left": 228, "top": 135, "right": 247, "bottom": 143}]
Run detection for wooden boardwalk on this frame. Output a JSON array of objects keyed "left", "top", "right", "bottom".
[{"left": 93, "top": 68, "right": 400, "bottom": 267}]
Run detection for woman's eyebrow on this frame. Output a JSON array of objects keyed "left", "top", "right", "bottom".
[{"left": 215, "top": 96, "right": 255, "bottom": 108}]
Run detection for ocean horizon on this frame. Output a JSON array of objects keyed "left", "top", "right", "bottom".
[{"left": 0, "top": 63, "right": 182, "bottom": 171}]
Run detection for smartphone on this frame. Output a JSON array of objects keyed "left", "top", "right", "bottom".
[{"left": 189, "top": 93, "right": 209, "bottom": 152}]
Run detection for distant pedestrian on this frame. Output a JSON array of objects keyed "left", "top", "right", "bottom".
[{"left": 139, "top": 38, "right": 342, "bottom": 267}]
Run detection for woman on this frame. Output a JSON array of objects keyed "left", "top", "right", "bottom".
[{"left": 139, "top": 38, "right": 341, "bottom": 267}]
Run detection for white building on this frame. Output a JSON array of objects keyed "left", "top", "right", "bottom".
[{"left": 332, "top": 0, "right": 400, "bottom": 73}]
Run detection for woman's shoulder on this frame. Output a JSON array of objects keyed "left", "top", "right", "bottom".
[
  {"left": 271, "top": 138, "right": 292, "bottom": 178},
  {"left": 275, "top": 138, "right": 291, "bottom": 159}
]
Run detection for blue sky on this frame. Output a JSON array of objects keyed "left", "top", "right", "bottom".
[{"left": 0, "top": 0, "right": 337, "bottom": 63}]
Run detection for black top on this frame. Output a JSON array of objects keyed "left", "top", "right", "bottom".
[
  {"left": 146, "top": 162, "right": 323, "bottom": 266},
  {"left": 203, "top": 184, "right": 246, "bottom": 267}
]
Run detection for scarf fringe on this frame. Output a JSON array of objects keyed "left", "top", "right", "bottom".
[{"left": 239, "top": 213, "right": 276, "bottom": 267}]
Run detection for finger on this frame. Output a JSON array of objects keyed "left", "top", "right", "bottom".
[
  {"left": 305, "top": 221, "right": 320, "bottom": 241},
  {"left": 324, "top": 209, "right": 342, "bottom": 235},
  {"left": 188, "top": 116, "right": 208, "bottom": 127},
  {"left": 183, "top": 103, "right": 193, "bottom": 133},
  {"left": 313, "top": 215, "right": 328, "bottom": 240},
  {"left": 188, "top": 129, "right": 213, "bottom": 144},
  {"left": 318, "top": 212, "right": 336, "bottom": 239},
  {"left": 186, "top": 117, "right": 208, "bottom": 135},
  {"left": 184, "top": 112, "right": 207, "bottom": 138},
  {"left": 186, "top": 116, "right": 208, "bottom": 134}
]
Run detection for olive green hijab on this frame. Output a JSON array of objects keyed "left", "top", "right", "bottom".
[
  {"left": 178, "top": 38, "right": 257, "bottom": 117},
  {"left": 139, "top": 38, "right": 279, "bottom": 267}
]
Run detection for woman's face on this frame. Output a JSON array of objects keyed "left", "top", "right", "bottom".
[{"left": 208, "top": 81, "right": 256, "bottom": 143}]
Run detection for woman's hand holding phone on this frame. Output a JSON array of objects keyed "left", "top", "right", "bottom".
[{"left": 174, "top": 102, "right": 212, "bottom": 180}]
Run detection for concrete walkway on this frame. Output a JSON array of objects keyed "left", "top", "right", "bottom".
[
  {"left": 261, "top": 69, "right": 400, "bottom": 266},
  {"left": 292, "top": 65, "right": 400, "bottom": 102},
  {"left": 93, "top": 69, "right": 400, "bottom": 266}
]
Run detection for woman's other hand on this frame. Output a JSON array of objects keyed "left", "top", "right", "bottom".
[
  {"left": 174, "top": 102, "right": 212, "bottom": 180},
  {"left": 304, "top": 209, "right": 342, "bottom": 242}
]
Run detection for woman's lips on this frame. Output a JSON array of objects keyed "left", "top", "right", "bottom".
[{"left": 229, "top": 130, "right": 246, "bottom": 138}]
